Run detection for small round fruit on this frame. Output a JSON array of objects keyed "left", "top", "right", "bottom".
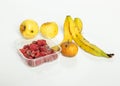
[
  {"left": 20, "top": 19, "right": 39, "bottom": 39},
  {"left": 61, "top": 42, "right": 78, "bottom": 57},
  {"left": 40, "top": 22, "right": 58, "bottom": 39}
]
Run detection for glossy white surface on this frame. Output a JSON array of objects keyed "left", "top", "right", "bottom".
[{"left": 0, "top": 0, "right": 120, "bottom": 86}]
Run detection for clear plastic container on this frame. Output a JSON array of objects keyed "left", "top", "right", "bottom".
[{"left": 16, "top": 38, "right": 61, "bottom": 67}]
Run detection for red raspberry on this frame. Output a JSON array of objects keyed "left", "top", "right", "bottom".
[
  {"left": 29, "top": 44, "right": 39, "bottom": 51},
  {"left": 31, "top": 51, "right": 36, "bottom": 57},
  {"left": 40, "top": 51, "right": 47, "bottom": 56},
  {"left": 19, "top": 49, "right": 26, "bottom": 54},
  {"left": 35, "top": 50, "right": 41, "bottom": 58},
  {"left": 37, "top": 40, "right": 47, "bottom": 46},
  {"left": 39, "top": 45, "right": 49, "bottom": 52},
  {"left": 23, "top": 53, "right": 29, "bottom": 58},
  {"left": 28, "top": 56, "right": 33, "bottom": 59},
  {"left": 26, "top": 50, "right": 31, "bottom": 56},
  {"left": 46, "top": 49, "right": 54, "bottom": 54},
  {"left": 32, "top": 41, "right": 37, "bottom": 44},
  {"left": 23, "top": 45, "right": 29, "bottom": 49}
]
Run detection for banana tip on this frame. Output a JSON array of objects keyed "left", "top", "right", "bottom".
[{"left": 107, "top": 53, "right": 114, "bottom": 58}]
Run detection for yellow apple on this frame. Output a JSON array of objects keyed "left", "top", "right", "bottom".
[
  {"left": 20, "top": 19, "right": 39, "bottom": 39},
  {"left": 40, "top": 22, "right": 58, "bottom": 39}
]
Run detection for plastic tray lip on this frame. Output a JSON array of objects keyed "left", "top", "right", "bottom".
[{"left": 16, "top": 38, "right": 61, "bottom": 61}]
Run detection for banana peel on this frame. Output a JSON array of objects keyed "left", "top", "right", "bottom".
[{"left": 61, "top": 15, "right": 73, "bottom": 43}]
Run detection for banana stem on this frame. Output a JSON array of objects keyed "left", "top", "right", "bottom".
[{"left": 107, "top": 53, "right": 114, "bottom": 58}]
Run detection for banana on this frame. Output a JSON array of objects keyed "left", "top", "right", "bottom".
[
  {"left": 61, "top": 15, "right": 72, "bottom": 43},
  {"left": 67, "top": 15, "right": 114, "bottom": 58},
  {"left": 74, "top": 18, "right": 83, "bottom": 33}
]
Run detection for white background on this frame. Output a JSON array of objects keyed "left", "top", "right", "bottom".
[{"left": 0, "top": 0, "right": 120, "bottom": 86}]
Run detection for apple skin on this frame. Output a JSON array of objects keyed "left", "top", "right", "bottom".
[
  {"left": 20, "top": 19, "right": 39, "bottom": 39},
  {"left": 40, "top": 22, "right": 58, "bottom": 39}
]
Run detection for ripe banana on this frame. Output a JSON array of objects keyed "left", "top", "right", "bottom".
[
  {"left": 61, "top": 15, "right": 72, "bottom": 43},
  {"left": 67, "top": 15, "right": 114, "bottom": 58},
  {"left": 74, "top": 18, "right": 83, "bottom": 33}
]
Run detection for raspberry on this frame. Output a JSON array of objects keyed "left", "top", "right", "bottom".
[
  {"left": 37, "top": 40, "right": 47, "bottom": 46},
  {"left": 23, "top": 53, "right": 29, "bottom": 58},
  {"left": 29, "top": 44, "right": 39, "bottom": 51},
  {"left": 40, "top": 51, "right": 47, "bottom": 56},
  {"left": 26, "top": 50, "right": 31, "bottom": 56},
  {"left": 28, "top": 56, "right": 33, "bottom": 59},
  {"left": 23, "top": 45, "right": 29, "bottom": 49},
  {"left": 19, "top": 49, "right": 26, "bottom": 54},
  {"left": 31, "top": 51, "right": 36, "bottom": 57},
  {"left": 46, "top": 49, "right": 54, "bottom": 54},
  {"left": 35, "top": 50, "right": 41, "bottom": 58},
  {"left": 32, "top": 41, "right": 37, "bottom": 44},
  {"left": 39, "top": 45, "right": 49, "bottom": 52}
]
